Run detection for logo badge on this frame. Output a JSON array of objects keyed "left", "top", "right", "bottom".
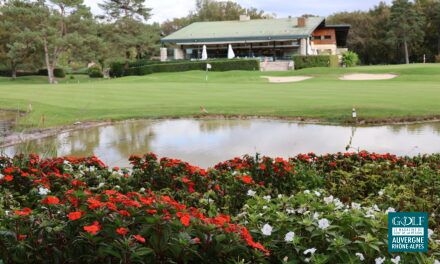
[{"left": 388, "top": 212, "right": 428, "bottom": 252}]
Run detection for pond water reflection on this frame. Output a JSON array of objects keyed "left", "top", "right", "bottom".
[
  {"left": 0, "top": 110, "right": 16, "bottom": 136},
  {"left": 3, "top": 119, "right": 440, "bottom": 168}
]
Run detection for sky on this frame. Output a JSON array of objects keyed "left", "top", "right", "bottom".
[{"left": 83, "top": 0, "right": 393, "bottom": 24}]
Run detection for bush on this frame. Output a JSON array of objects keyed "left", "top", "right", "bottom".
[
  {"left": 293, "top": 55, "right": 338, "bottom": 69},
  {"left": 121, "top": 59, "right": 260, "bottom": 77},
  {"left": 342, "top": 51, "right": 360, "bottom": 67},
  {"left": 37, "top": 68, "right": 66, "bottom": 78},
  {"left": 109, "top": 62, "right": 126, "bottom": 77},
  {"left": 435, "top": 54, "right": 440, "bottom": 63},
  {"left": 87, "top": 66, "right": 103, "bottom": 78}
]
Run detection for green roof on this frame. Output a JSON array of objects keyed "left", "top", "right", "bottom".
[{"left": 161, "top": 17, "right": 325, "bottom": 44}]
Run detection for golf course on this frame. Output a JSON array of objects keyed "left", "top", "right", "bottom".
[{"left": 1, "top": 63, "right": 440, "bottom": 130}]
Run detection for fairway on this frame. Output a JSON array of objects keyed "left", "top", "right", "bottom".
[{"left": 1, "top": 64, "right": 440, "bottom": 129}]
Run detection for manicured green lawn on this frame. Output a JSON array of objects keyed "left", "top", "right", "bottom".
[{"left": 1, "top": 63, "right": 440, "bottom": 128}]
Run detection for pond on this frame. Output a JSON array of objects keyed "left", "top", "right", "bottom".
[
  {"left": 0, "top": 110, "right": 16, "bottom": 137},
  {"left": 3, "top": 119, "right": 440, "bottom": 168}
]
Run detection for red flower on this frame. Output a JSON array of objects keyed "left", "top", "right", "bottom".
[
  {"left": 42, "top": 196, "right": 60, "bottom": 205},
  {"left": 112, "top": 166, "right": 120, "bottom": 171},
  {"left": 83, "top": 221, "right": 101, "bottom": 235},
  {"left": 133, "top": 234, "right": 145, "bottom": 243},
  {"left": 118, "top": 210, "right": 131, "bottom": 217},
  {"left": 116, "top": 227, "right": 129, "bottom": 236},
  {"left": 67, "top": 211, "right": 83, "bottom": 221},
  {"left": 147, "top": 209, "right": 157, "bottom": 214},
  {"left": 177, "top": 212, "right": 191, "bottom": 227},
  {"left": 4, "top": 175, "right": 13, "bottom": 182},
  {"left": 17, "top": 234, "right": 27, "bottom": 241},
  {"left": 87, "top": 197, "right": 104, "bottom": 209},
  {"left": 240, "top": 175, "right": 254, "bottom": 184},
  {"left": 14, "top": 207, "right": 32, "bottom": 216}
]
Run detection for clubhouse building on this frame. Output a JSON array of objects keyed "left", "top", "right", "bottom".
[{"left": 160, "top": 15, "right": 350, "bottom": 62}]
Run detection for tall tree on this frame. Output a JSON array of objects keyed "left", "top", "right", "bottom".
[
  {"left": 98, "top": 0, "right": 151, "bottom": 22},
  {"left": 98, "top": 0, "right": 159, "bottom": 62},
  {"left": 0, "top": 0, "right": 42, "bottom": 78},
  {"left": 28, "top": 0, "right": 99, "bottom": 83},
  {"left": 388, "top": 0, "right": 425, "bottom": 64}
]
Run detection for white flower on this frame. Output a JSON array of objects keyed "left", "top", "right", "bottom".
[
  {"left": 262, "top": 205, "right": 268, "bottom": 210},
  {"left": 386, "top": 207, "right": 396, "bottom": 213},
  {"left": 38, "top": 186, "right": 50, "bottom": 195},
  {"left": 375, "top": 257, "right": 386, "bottom": 264},
  {"left": 247, "top": 190, "right": 256, "bottom": 196},
  {"left": 313, "top": 212, "right": 320, "bottom": 220},
  {"left": 297, "top": 207, "right": 306, "bottom": 214},
  {"left": 263, "top": 195, "right": 271, "bottom": 201},
  {"left": 355, "top": 253, "right": 365, "bottom": 261},
  {"left": 283, "top": 256, "right": 289, "bottom": 262},
  {"left": 378, "top": 190, "right": 384, "bottom": 196},
  {"left": 304, "top": 190, "right": 310, "bottom": 194},
  {"left": 304, "top": 258, "right": 310, "bottom": 263},
  {"left": 89, "top": 166, "right": 96, "bottom": 172},
  {"left": 318, "top": 218, "right": 330, "bottom": 229},
  {"left": 284, "top": 231, "right": 295, "bottom": 242},
  {"left": 333, "top": 198, "right": 344, "bottom": 209},
  {"left": 0, "top": 173, "right": 4, "bottom": 180},
  {"left": 97, "top": 182, "right": 105, "bottom": 188},
  {"left": 303, "top": 248, "right": 316, "bottom": 255},
  {"left": 323, "top": 195, "right": 334, "bottom": 204},
  {"left": 428, "top": 229, "right": 434, "bottom": 239},
  {"left": 139, "top": 187, "right": 146, "bottom": 192},
  {"left": 373, "top": 204, "right": 380, "bottom": 211},
  {"left": 261, "top": 223, "right": 273, "bottom": 236},
  {"left": 63, "top": 160, "right": 71, "bottom": 165},
  {"left": 434, "top": 259, "right": 440, "bottom": 264},
  {"left": 286, "top": 208, "right": 295, "bottom": 214},
  {"left": 391, "top": 256, "right": 400, "bottom": 264},
  {"left": 278, "top": 194, "right": 283, "bottom": 198},
  {"left": 314, "top": 191, "right": 321, "bottom": 197},
  {"left": 351, "top": 202, "right": 361, "bottom": 210}
]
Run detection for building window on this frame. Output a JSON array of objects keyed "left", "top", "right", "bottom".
[{"left": 324, "top": 35, "right": 332, "bottom": 40}]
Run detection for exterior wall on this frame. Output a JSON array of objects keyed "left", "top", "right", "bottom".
[
  {"left": 300, "top": 38, "right": 307, "bottom": 55},
  {"left": 160, "top": 48, "right": 168, "bottom": 61},
  {"left": 313, "top": 44, "right": 337, "bottom": 55},
  {"left": 174, "top": 48, "right": 184, "bottom": 60},
  {"left": 312, "top": 28, "right": 336, "bottom": 45}
]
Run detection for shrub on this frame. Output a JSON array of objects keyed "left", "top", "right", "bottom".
[
  {"left": 435, "top": 54, "right": 440, "bottom": 63},
  {"left": 87, "top": 66, "right": 103, "bottom": 78},
  {"left": 342, "top": 51, "right": 360, "bottom": 67},
  {"left": 109, "top": 62, "right": 126, "bottom": 78},
  {"left": 123, "top": 59, "right": 260, "bottom": 77},
  {"left": 293, "top": 55, "right": 338, "bottom": 69},
  {"left": 37, "top": 68, "right": 66, "bottom": 78}
]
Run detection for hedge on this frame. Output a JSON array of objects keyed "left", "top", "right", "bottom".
[
  {"left": 110, "top": 59, "right": 260, "bottom": 77},
  {"left": 293, "top": 55, "right": 339, "bottom": 69},
  {"left": 37, "top": 68, "right": 66, "bottom": 78}
]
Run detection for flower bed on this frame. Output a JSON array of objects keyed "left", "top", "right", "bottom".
[{"left": 1, "top": 152, "right": 439, "bottom": 263}]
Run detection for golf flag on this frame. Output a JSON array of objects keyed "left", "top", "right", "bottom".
[{"left": 206, "top": 63, "right": 212, "bottom": 69}]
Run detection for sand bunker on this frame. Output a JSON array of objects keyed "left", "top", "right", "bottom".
[
  {"left": 262, "top": 76, "right": 312, "bottom": 83},
  {"left": 339, "top": 73, "right": 397, "bottom": 80}
]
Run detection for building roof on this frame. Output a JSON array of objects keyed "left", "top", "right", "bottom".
[{"left": 161, "top": 17, "right": 325, "bottom": 44}]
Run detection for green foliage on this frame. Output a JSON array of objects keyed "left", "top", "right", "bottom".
[
  {"left": 37, "top": 69, "right": 65, "bottom": 78},
  {"left": 116, "top": 59, "right": 260, "bottom": 77},
  {"left": 109, "top": 61, "right": 126, "bottom": 77},
  {"left": 293, "top": 55, "right": 338, "bottom": 69},
  {"left": 1, "top": 152, "right": 440, "bottom": 262},
  {"left": 342, "top": 51, "right": 360, "bottom": 67},
  {"left": 87, "top": 66, "right": 103, "bottom": 78}
]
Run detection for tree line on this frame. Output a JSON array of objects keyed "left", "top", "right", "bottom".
[
  {"left": 328, "top": 0, "right": 440, "bottom": 65},
  {"left": 0, "top": 0, "right": 439, "bottom": 83}
]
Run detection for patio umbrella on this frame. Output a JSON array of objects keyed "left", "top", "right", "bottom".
[
  {"left": 227, "top": 44, "right": 235, "bottom": 59},
  {"left": 201, "top": 45, "right": 208, "bottom": 60}
]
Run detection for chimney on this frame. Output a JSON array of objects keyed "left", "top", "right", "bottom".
[
  {"left": 297, "top": 17, "right": 306, "bottom": 27},
  {"left": 239, "top": 15, "right": 250, "bottom": 21}
]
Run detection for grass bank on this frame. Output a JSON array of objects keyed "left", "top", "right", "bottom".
[{"left": 1, "top": 63, "right": 440, "bottom": 129}]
